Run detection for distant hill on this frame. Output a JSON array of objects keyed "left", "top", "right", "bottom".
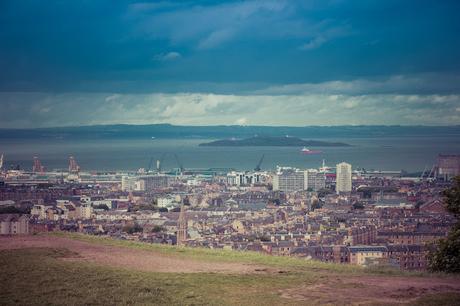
[
  {"left": 199, "top": 136, "right": 350, "bottom": 147},
  {"left": 0, "top": 124, "right": 459, "bottom": 140}
]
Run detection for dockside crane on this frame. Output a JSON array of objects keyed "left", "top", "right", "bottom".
[
  {"left": 174, "top": 154, "right": 184, "bottom": 173},
  {"left": 147, "top": 157, "right": 155, "bottom": 173},
  {"left": 254, "top": 154, "right": 265, "bottom": 171},
  {"left": 428, "top": 164, "right": 437, "bottom": 180},
  {"left": 420, "top": 166, "right": 427, "bottom": 180}
]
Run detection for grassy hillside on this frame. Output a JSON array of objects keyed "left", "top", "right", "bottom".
[
  {"left": 52, "top": 232, "right": 364, "bottom": 273},
  {"left": 1, "top": 233, "right": 459, "bottom": 305},
  {"left": 50, "top": 233, "right": 440, "bottom": 277},
  {"left": 0, "top": 247, "right": 314, "bottom": 305}
]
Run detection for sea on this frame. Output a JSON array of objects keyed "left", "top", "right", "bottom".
[{"left": 1, "top": 135, "right": 459, "bottom": 173}]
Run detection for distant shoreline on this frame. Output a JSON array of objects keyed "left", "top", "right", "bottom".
[
  {"left": 199, "top": 136, "right": 350, "bottom": 147},
  {"left": 0, "top": 124, "right": 459, "bottom": 140}
]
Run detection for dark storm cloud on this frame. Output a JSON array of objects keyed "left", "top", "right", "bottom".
[{"left": 0, "top": 0, "right": 460, "bottom": 126}]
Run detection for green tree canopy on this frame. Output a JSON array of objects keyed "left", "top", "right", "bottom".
[
  {"left": 443, "top": 177, "right": 460, "bottom": 218},
  {"left": 429, "top": 176, "right": 460, "bottom": 273}
]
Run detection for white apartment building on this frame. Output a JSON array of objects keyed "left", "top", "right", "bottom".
[
  {"left": 77, "top": 203, "right": 94, "bottom": 219},
  {"left": 31, "top": 204, "right": 52, "bottom": 220},
  {"left": 0, "top": 214, "right": 29, "bottom": 235},
  {"left": 157, "top": 196, "right": 174, "bottom": 208},
  {"left": 272, "top": 170, "right": 305, "bottom": 192},
  {"left": 272, "top": 168, "right": 326, "bottom": 192},
  {"left": 336, "top": 162, "right": 352, "bottom": 194},
  {"left": 121, "top": 176, "right": 137, "bottom": 191},
  {"left": 304, "top": 169, "right": 326, "bottom": 191},
  {"left": 226, "top": 171, "right": 263, "bottom": 186}
]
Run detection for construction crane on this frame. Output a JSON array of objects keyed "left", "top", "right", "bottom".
[
  {"left": 68, "top": 156, "right": 80, "bottom": 173},
  {"left": 147, "top": 157, "right": 155, "bottom": 173},
  {"left": 174, "top": 154, "right": 184, "bottom": 173},
  {"left": 420, "top": 166, "right": 427, "bottom": 180},
  {"left": 147, "top": 153, "right": 166, "bottom": 173},
  {"left": 428, "top": 164, "right": 436, "bottom": 180},
  {"left": 32, "top": 156, "right": 45, "bottom": 173},
  {"left": 254, "top": 154, "right": 265, "bottom": 171},
  {"left": 157, "top": 153, "right": 166, "bottom": 172}
]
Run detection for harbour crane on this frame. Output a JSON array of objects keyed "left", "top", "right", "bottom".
[
  {"left": 254, "top": 154, "right": 265, "bottom": 171},
  {"left": 420, "top": 166, "right": 427, "bottom": 179},
  {"left": 428, "top": 164, "right": 437, "bottom": 180},
  {"left": 147, "top": 153, "right": 166, "bottom": 173},
  {"left": 174, "top": 154, "right": 184, "bottom": 173},
  {"left": 147, "top": 157, "right": 155, "bottom": 173}
]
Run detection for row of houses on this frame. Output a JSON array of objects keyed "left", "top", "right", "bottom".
[
  {"left": 267, "top": 244, "right": 428, "bottom": 270},
  {"left": 0, "top": 214, "right": 29, "bottom": 235}
]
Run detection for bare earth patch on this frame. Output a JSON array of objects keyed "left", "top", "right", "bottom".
[
  {"left": 0, "top": 235, "right": 261, "bottom": 274},
  {"left": 281, "top": 275, "right": 460, "bottom": 305}
]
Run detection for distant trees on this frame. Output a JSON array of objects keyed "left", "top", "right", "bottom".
[
  {"left": 123, "top": 224, "right": 143, "bottom": 234},
  {"left": 428, "top": 177, "right": 460, "bottom": 273},
  {"left": 0, "top": 206, "right": 30, "bottom": 214},
  {"left": 317, "top": 188, "right": 332, "bottom": 198},
  {"left": 93, "top": 204, "right": 110, "bottom": 211},
  {"left": 311, "top": 200, "right": 323, "bottom": 211},
  {"left": 352, "top": 202, "right": 365, "bottom": 210},
  {"left": 152, "top": 225, "right": 165, "bottom": 233}
]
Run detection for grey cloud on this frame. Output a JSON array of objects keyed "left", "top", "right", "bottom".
[
  {"left": 1, "top": 88, "right": 459, "bottom": 128},
  {"left": 255, "top": 74, "right": 460, "bottom": 96}
]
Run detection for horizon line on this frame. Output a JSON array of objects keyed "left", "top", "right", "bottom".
[{"left": 1, "top": 123, "right": 460, "bottom": 130}]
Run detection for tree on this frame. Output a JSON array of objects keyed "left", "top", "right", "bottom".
[
  {"left": 311, "top": 200, "right": 323, "bottom": 211},
  {"left": 152, "top": 225, "right": 165, "bottom": 233},
  {"left": 317, "top": 188, "right": 332, "bottom": 198},
  {"left": 0, "top": 206, "right": 23, "bottom": 214},
  {"left": 93, "top": 204, "right": 110, "bottom": 211},
  {"left": 415, "top": 201, "right": 424, "bottom": 210},
  {"left": 353, "top": 202, "right": 365, "bottom": 210},
  {"left": 443, "top": 177, "right": 460, "bottom": 218},
  {"left": 428, "top": 224, "right": 460, "bottom": 273},
  {"left": 123, "top": 224, "right": 143, "bottom": 234},
  {"left": 428, "top": 177, "right": 460, "bottom": 273}
]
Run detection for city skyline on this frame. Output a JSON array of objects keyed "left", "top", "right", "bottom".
[{"left": 1, "top": 1, "right": 460, "bottom": 127}]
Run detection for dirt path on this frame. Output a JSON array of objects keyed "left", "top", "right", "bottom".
[
  {"left": 281, "top": 275, "right": 460, "bottom": 305},
  {"left": 0, "top": 235, "right": 261, "bottom": 274}
]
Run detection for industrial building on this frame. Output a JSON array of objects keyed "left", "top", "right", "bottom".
[{"left": 437, "top": 154, "right": 460, "bottom": 180}]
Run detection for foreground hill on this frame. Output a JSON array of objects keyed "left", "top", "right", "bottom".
[{"left": 1, "top": 234, "right": 460, "bottom": 305}]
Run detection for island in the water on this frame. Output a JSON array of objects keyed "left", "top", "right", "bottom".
[{"left": 199, "top": 136, "right": 350, "bottom": 147}]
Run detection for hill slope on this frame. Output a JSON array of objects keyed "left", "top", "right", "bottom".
[{"left": 1, "top": 234, "right": 459, "bottom": 305}]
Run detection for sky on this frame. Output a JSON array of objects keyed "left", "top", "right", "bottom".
[{"left": 1, "top": 0, "right": 460, "bottom": 127}]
